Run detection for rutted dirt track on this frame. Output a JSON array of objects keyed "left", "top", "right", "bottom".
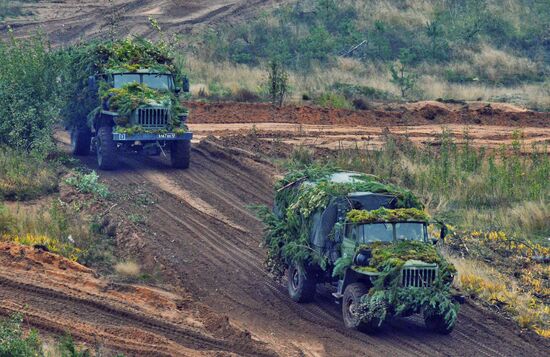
[
  {"left": 3, "top": 101, "right": 549, "bottom": 356},
  {"left": 75, "top": 134, "right": 547, "bottom": 356},
  {"left": 2, "top": 0, "right": 276, "bottom": 44}
]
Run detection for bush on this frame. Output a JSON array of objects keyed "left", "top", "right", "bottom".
[
  {"left": 0, "top": 314, "right": 95, "bottom": 357},
  {"left": 115, "top": 261, "right": 141, "bottom": 278},
  {"left": 1, "top": 200, "right": 116, "bottom": 273},
  {"left": 64, "top": 171, "right": 110, "bottom": 199},
  {"left": 0, "top": 33, "right": 65, "bottom": 156},
  {"left": 231, "top": 88, "right": 262, "bottom": 102},
  {"left": 0, "top": 147, "right": 58, "bottom": 200},
  {"left": 331, "top": 83, "right": 394, "bottom": 101},
  {"left": 314, "top": 93, "right": 352, "bottom": 109},
  {"left": 0, "top": 314, "right": 43, "bottom": 356}
]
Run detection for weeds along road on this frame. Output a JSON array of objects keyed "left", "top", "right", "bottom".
[{"left": 75, "top": 135, "right": 548, "bottom": 357}]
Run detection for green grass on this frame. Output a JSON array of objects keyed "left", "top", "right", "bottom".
[
  {"left": 285, "top": 130, "right": 550, "bottom": 242},
  {"left": 0, "top": 313, "right": 120, "bottom": 356}
]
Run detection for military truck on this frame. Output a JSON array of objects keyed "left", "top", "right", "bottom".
[
  {"left": 261, "top": 170, "right": 458, "bottom": 334},
  {"left": 65, "top": 38, "right": 192, "bottom": 170}
]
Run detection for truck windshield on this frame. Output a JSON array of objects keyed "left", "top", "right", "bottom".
[
  {"left": 113, "top": 74, "right": 174, "bottom": 90},
  {"left": 352, "top": 223, "right": 427, "bottom": 243},
  {"left": 142, "top": 74, "right": 174, "bottom": 90}
]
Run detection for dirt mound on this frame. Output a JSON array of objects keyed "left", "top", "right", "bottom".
[
  {"left": 0, "top": 241, "right": 276, "bottom": 356},
  {"left": 186, "top": 101, "right": 549, "bottom": 127}
]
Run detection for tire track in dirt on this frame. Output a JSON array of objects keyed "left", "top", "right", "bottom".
[
  {"left": 0, "top": 274, "right": 274, "bottom": 357},
  {"left": 87, "top": 140, "right": 548, "bottom": 357}
]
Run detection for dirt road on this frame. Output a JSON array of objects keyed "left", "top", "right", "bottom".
[
  {"left": 77, "top": 135, "right": 547, "bottom": 357},
  {"left": 2, "top": 0, "right": 275, "bottom": 44},
  {"left": 186, "top": 101, "right": 550, "bottom": 152},
  {"left": 0, "top": 242, "right": 276, "bottom": 356}
]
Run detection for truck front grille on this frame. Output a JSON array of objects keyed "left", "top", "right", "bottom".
[
  {"left": 401, "top": 266, "right": 438, "bottom": 288},
  {"left": 138, "top": 107, "right": 169, "bottom": 129}
]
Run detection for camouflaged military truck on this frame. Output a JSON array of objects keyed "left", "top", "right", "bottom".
[{"left": 262, "top": 170, "right": 458, "bottom": 334}]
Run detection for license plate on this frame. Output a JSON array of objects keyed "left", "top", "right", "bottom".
[{"left": 158, "top": 133, "right": 176, "bottom": 139}]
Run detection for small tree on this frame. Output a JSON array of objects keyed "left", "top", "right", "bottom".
[
  {"left": 389, "top": 49, "right": 418, "bottom": 98},
  {"left": 267, "top": 60, "right": 289, "bottom": 107}
]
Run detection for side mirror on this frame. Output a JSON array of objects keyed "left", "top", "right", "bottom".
[
  {"left": 333, "top": 223, "right": 343, "bottom": 243},
  {"left": 182, "top": 77, "right": 190, "bottom": 93},
  {"left": 88, "top": 76, "right": 97, "bottom": 91}
]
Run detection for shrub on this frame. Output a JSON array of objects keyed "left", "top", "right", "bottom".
[
  {"left": 2, "top": 233, "right": 81, "bottom": 261},
  {"left": 2, "top": 200, "right": 116, "bottom": 273},
  {"left": 64, "top": 171, "right": 110, "bottom": 199},
  {"left": 115, "top": 261, "right": 141, "bottom": 278},
  {"left": 0, "top": 314, "right": 43, "bottom": 356},
  {"left": 352, "top": 98, "right": 369, "bottom": 110},
  {"left": 314, "top": 93, "right": 352, "bottom": 109},
  {"left": 0, "top": 147, "right": 58, "bottom": 201},
  {"left": 231, "top": 88, "right": 262, "bottom": 102},
  {"left": 0, "top": 33, "right": 64, "bottom": 156}
]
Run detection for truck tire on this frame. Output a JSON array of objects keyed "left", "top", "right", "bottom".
[
  {"left": 171, "top": 140, "right": 191, "bottom": 169},
  {"left": 287, "top": 261, "right": 316, "bottom": 303},
  {"left": 342, "top": 283, "right": 380, "bottom": 333},
  {"left": 96, "top": 126, "right": 118, "bottom": 170},
  {"left": 423, "top": 311, "right": 455, "bottom": 334},
  {"left": 71, "top": 127, "right": 91, "bottom": 156}
]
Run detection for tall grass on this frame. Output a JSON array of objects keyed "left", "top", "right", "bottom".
[
  {"left": 1, "top": 199, "right": 116, "bottom": 273},
  {"left": 287, "top": 130, "right": 550, "bottom": 241}
]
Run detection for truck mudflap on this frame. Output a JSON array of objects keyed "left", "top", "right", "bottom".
[{"left": 112, "top": 132, "right": 193, "bottom": 142}]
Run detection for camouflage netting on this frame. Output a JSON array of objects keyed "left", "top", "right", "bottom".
[
  {"left": 256, "top": 166, "right": 424, "bottom": 277},
  {"left": 62, "top": 37, "right": 187, "bottom": 132},
  {"left": 346, "top": 207, "right": 430, "bottom": 224}
]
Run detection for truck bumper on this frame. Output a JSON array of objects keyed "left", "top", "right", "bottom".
[{"left": 112, "top": 132, "right": 193, "bottom": 142}]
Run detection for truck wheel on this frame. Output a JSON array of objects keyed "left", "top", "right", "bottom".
[
  {"left": 287, "top": 261, "right": 316, "bottom": 303},
  {"left": 342, "top": 283, "right": 380, "bottom": 333},
  {"left": 96, "top": 126, "right": 118, "bottom": 170},
  {"left": 71, "top": 127, "right": 91, "bottom": 156},
  {"left": 171, "top": 140, "right": 191, "bottom": 169},
  {"left": 424, "top": 311, "right": 455, "bottom": 334}
]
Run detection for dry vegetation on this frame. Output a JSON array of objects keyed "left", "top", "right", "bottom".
[{"left": 186, "top": 0, "right": 549, "bottom": 109}]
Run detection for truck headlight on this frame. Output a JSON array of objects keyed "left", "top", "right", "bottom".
[{"left": 354, "top": 250, "right": 371, "bottom": 266}]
